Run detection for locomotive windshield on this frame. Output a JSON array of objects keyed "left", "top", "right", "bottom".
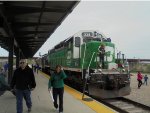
[{"left": 83, "top": 37, "right": 101, "bottom": 43}]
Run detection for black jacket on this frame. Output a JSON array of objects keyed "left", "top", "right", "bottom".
[{"left": 11, "top": 66, "right": 36, "bottom": 90}]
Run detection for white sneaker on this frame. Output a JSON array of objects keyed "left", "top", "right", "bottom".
[
  {"left": 59, "top": 112, "right": 63, "bottom": 113},
  {"left": 56, "top": 108, "right": 59, "bottom": 111}
]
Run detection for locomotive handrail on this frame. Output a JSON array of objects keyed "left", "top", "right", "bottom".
[
  {"left": 82, "top": 52, "right": 95, "bottom": 100},
  {"left": 88, "top": 52, "right": 95, "bottom": 70},
  {"left": 82, "top": 43, "right": 87, "bottom": 79}
]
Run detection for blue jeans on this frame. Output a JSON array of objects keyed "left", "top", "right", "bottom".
[
  {"left": 16, "top": 89, "right": 32, "bottom": 113},
  {"left": 144, "top": 80, "right": 148, "bottom": 85}
]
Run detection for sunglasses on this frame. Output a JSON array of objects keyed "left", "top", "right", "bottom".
[{"left": 20, "top": 62, "right": 25, "bottom": 64}]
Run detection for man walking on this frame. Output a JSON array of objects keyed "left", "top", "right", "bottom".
[
  {"left": 11, "top": 59, "right": 36, "bottom": 113},
  {"left": 137, "top": 71, "right": 143, "bottom": 89}
]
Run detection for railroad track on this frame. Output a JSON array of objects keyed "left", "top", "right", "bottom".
[
  {"left": 96, "top": 97, "right": 150, "bottom": 113},
  {"left": 66, "top": 80, "right": 150, "bottom": 113}
]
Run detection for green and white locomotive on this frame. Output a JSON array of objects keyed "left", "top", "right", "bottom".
[{"left": 47, "top": 30, "right": 131, "bottom": 98}]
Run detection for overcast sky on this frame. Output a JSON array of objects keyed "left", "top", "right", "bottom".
[{"left": 1, "top": 1, "right": 150, "bottom": 59}]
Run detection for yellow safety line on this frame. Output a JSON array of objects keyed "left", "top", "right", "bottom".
[{"left": 39, "top": 71, "right": 116, "bottom": 113}]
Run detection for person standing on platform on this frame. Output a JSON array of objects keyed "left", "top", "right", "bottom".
[
  {"left": 143, "top": 75, "right": 148, "bottom": 85},
  {"left": 137, "top": 71, "right": 143, "bottom": 89},
  {"left": 3, "top": 62, "right": 8, "bottom": 72},
  {"left": 34, "top": 64, "right": 36, "bottom": 73},
  {"left": 48, "top": 65, "right": 67, "bottom": 113},
  {"left": 11, "top": 59, "right": 36, "bottom": 113},
  {"left": 36, "top": 63, "right": 39, "bottom": 74}
]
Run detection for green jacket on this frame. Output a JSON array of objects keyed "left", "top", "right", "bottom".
[{"left": 48, "top": 70, "right": 67, "bottom": 88}]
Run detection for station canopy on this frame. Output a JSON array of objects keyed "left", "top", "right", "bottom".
[{"left": 0, "top": 1, "right": 79, "bottom": 58}]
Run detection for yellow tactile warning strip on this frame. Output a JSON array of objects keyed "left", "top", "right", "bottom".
[{"left": 39, "top": 71, "right": 117, "bottom": 113}]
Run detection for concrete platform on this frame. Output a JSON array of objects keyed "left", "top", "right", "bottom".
[{"left": 0, "top": 71, "right": 117, "bottom": 113}]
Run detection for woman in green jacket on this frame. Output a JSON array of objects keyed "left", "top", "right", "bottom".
[{"left": 48, "top": 65, "right": 67, "bottom": 113}]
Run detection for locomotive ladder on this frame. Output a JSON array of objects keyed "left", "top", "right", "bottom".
[{"left": 82, "top": 52, "right": 95, "bottom": 101}]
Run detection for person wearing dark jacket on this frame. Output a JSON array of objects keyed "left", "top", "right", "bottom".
[
  {"left": 99, "top": 44, "right": 105, "bottom": 69},
  {"left": 48, "top": 65, "right": 67, "bottom": 113},
  {"left": 11, "top": 59, "right": 36, "bottom": 113}
]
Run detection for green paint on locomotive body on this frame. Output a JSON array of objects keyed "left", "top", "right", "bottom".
[
  {"left": 48, "top": 40, "right": 74, "bottom": 69},
  {"left": 48, "top": 30, "right": 116, "bottom": 71},
  {"left": 48, "top": 46, "right": 73, "bottom": 69},
  {"left": 80, "top": 41, "right": 115, "bottom": 69},
  {"left": 48, "top": 48, "right": 67, "bottom": 69}
]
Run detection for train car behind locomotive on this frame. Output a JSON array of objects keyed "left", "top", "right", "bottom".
[
  {"left": 35, "top": 54, "right": 50, "bottom": 75},
  {"left": 46, "top": 30, "right": 131, "bottom": 99}
]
